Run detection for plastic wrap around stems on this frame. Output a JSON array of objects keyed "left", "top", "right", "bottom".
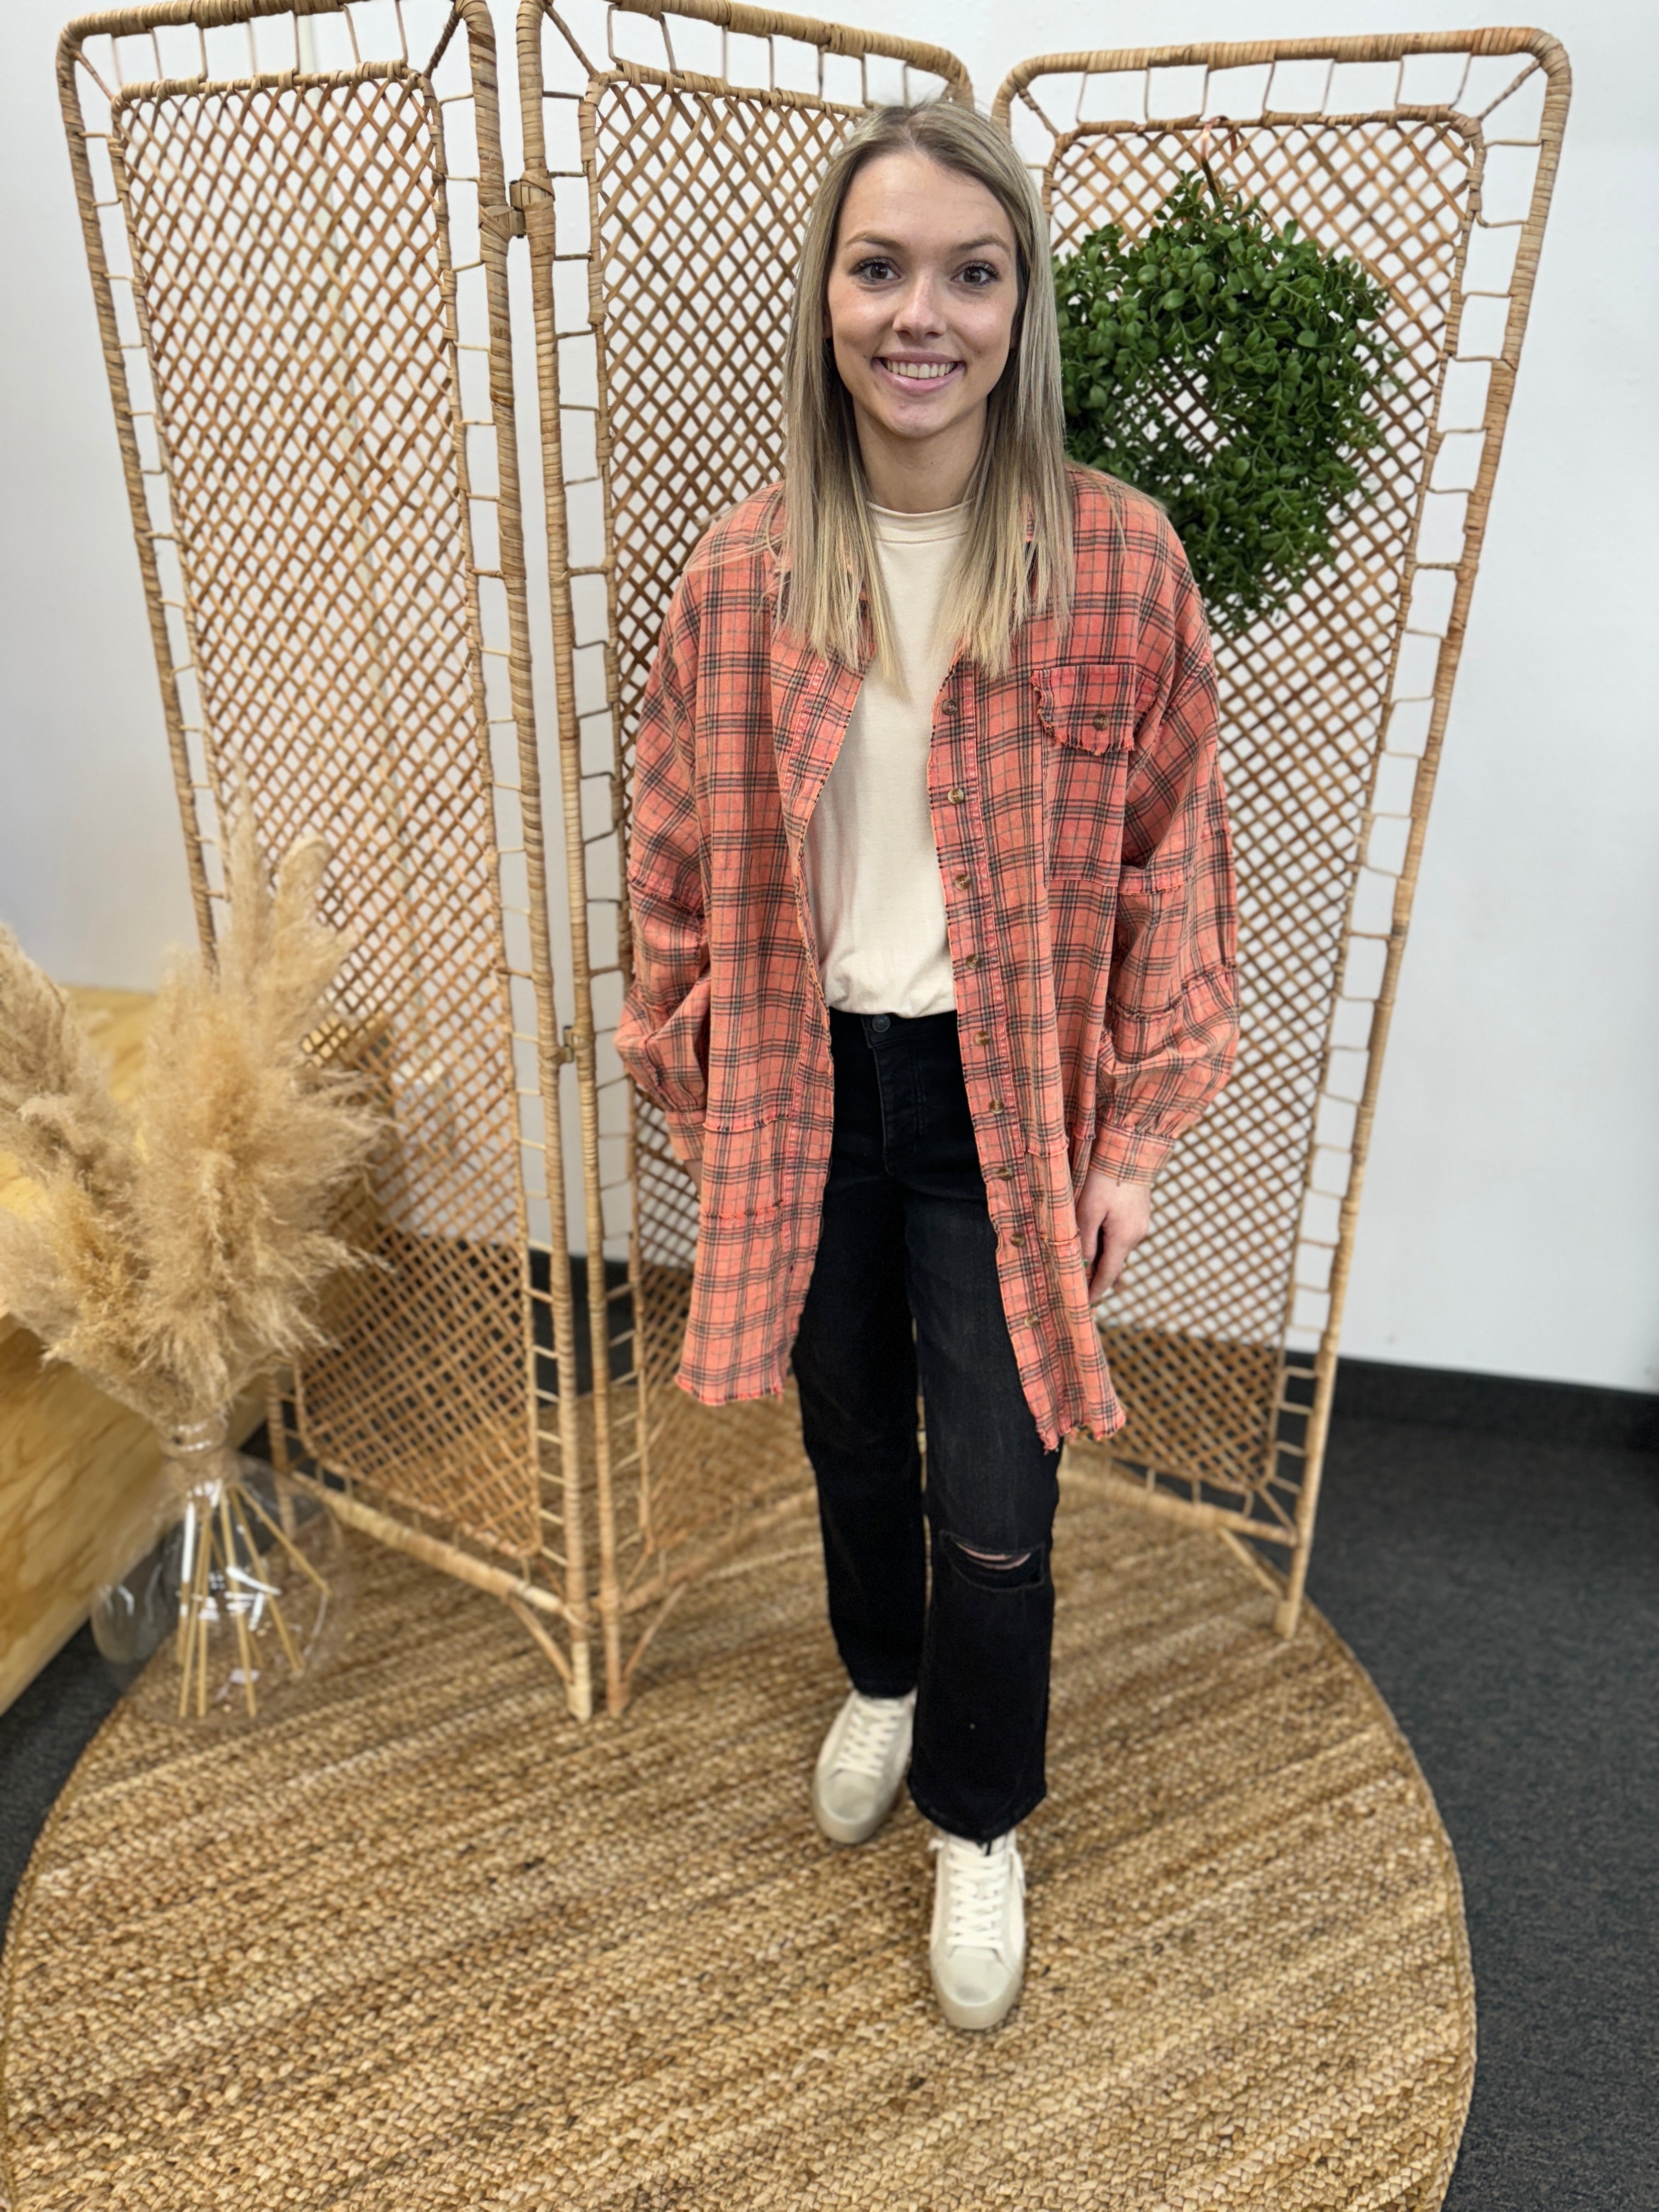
[{"left": 91, "top": 1413, "right": 352, "bottom": 1726}]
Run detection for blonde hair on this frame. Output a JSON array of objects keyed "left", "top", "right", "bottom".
[{"left": 781, "top": 101, "right": 1072, "bottom": 682}]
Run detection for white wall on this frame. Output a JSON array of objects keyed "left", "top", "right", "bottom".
[
  {"left": 1, "top": 4, "right": 199, "bottom": 980},
  {"left": 3, "top": 0, "right": 1655, "bottom": 1391}
]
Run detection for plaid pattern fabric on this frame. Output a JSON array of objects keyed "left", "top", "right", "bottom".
[{"left": 616, "top": 467, "right": 1238, "bottom": 1447}]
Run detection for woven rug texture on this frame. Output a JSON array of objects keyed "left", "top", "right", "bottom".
[{"left": 1, "top": 1483, "right": 1473, "bottom": 2209}]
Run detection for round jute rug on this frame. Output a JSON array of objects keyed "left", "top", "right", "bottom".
[{"left": 2, "top": 1481, "right": 1472, "bottom": 2210}]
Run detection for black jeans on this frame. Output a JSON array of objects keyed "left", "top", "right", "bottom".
[{"left": 791, "top": 1007, "right": 1062, "bottom": 1843}]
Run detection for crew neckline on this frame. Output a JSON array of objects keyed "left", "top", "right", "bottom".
[{"left": 866, "top": 498, "right": 971, "bottom": 545}]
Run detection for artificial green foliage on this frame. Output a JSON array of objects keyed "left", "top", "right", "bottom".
[{"left": 1054, "top": 172, "right": 1397, "bottom": 633}]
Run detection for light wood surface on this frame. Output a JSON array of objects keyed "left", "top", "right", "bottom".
[{"left": 0, "top": 989, "right": 259, "bottom": 1714}]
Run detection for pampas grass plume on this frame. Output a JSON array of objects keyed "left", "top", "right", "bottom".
[{"left": 0, "top": 807, "right": 381, "bottom": 1430}]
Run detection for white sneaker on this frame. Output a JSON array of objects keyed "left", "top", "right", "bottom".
[
  {"left": 928, "top": 1827, "right": 1026, "bottom": 2030},
  {"left": 811, "top": 1688, "right": 916, "bottom": 1845}
]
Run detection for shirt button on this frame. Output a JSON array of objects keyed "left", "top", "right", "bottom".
[
  {"left": 1091, "top": 713, "right": 1108, "bottom": 730},
  {"left": 947, "top": 786, "right": 966, "bottom": 804},
  {"left": 954, "top": 873, "right": 970, "bottom": 889},
  {"left": 940, "top": 698, "right": 959, "bottom": 716},
  {"left": 988, "top": 1099, "right": 1005, "bottom": 1113},
  {"left": 962, "top": 952, "right": 981, "bottom": 970},
  {"left": 1007, "top": 1229, "right": 1025, "bottom": 1247},
  {"left": 974, "top": 1031, "right": 990, "bottom": 1046}
]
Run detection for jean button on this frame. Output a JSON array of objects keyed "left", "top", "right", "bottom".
[{"left": 870, "top": 1014, "right": 891, "bottom": 1034}]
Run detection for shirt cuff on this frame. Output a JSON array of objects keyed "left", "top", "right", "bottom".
[
  {"left": 1088, "top": 1122, "right": 1170, "bottom": 1186},
  {"left": 665, "top": 1109, "right": 705, "bottom": 1170}
]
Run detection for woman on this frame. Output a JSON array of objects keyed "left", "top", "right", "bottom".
[{"left": 616, "top": 101, "right": 1238, "bottom": 2032}]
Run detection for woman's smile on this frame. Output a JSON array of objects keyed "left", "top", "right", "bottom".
[{"left": 876, "top": 356, "right": 963, "bottom": 382}]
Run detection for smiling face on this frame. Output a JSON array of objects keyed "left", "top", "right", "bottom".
[{"left": 823, "top": 148, "right": 1020, "bottom": 509}]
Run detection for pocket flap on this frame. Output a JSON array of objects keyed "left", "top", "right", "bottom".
[{"left": 1034, "top": 662, "right": 1138, "bottom": 755}]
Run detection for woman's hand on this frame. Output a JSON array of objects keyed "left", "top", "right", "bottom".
[{"left": 1075, "top": 1166, "right": 1152, "bottom": 1300}]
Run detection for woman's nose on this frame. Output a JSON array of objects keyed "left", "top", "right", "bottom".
[{"left": 891, "top": 276, "right": 946, "bottom": 337}]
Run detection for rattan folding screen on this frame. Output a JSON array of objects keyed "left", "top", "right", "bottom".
[
  {"left": 59, "top": 1, "right": 1566, "bottom": 1712},
  {"left": 515, "top": 0, "right": 970, "bottom": 1712},
  {"left": 57, "top": 0, "right": 605, "bottom": 1695},
  {"left": 995, "top": 34, "right": 1567, "bottom": 1629}
]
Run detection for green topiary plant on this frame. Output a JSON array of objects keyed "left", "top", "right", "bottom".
[{"left": 1054, "top": 168, "right": 1398, "bottom": 634}]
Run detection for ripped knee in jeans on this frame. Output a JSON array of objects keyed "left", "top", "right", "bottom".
[{"left": 939, "top": 1531, "right": 1047, "bottom": 1590}]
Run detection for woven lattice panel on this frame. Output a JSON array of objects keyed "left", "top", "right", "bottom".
[
  {"left": 1066, "top": 106, "right": 1472, "bottom": 1532},
  {"left": 592, "top": 71, "right": 860, "bottom": 1567},
  {"left": 587, "top": 65, "right": 859, "bottom": 1590},
  {"left": 62, "top": 2, "right": 568, "bottom": 1573},
  {"left": 998, "top": 36, "right": 1568, "bottom": 1562},
  {"left": 521, "top": 0, "right": 970, "bottom": 1701}
]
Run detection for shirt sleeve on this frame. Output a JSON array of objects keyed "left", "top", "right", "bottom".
[
  {"left": 613, "top": 574, "right": 711, "bottom": 1169},
  {"left": 1091, "top": 563, "right": 1239, "bottom": 1186}
]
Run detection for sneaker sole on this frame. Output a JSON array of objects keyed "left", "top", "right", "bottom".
[{"left": 929, "top": 1954, "right": 1025, "bottom": 2033}]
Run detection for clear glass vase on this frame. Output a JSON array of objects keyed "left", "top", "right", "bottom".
[{"left": 91, "top": 1414, "right": 352, "bottom": 1727}]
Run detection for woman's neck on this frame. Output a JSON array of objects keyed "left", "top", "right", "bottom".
[{"left": 852, "top": 397, "right": 985, "bottom": 513}]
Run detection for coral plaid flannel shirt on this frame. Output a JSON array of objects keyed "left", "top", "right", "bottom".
[{"left": 616, "top": 467, "right": 1238, "bottom": 1448}]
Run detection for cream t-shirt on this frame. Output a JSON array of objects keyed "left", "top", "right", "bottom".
[{"left": 803, "top": 499, "right": 968, "bottom": 1018}]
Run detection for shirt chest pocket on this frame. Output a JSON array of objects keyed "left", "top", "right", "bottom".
[{"left": 1035, "top": 662, "right": 1139, "bottom": 882}]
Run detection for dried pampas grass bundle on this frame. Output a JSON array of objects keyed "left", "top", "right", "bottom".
[{"left": 0, "top": 805, "right": 381, "bottom": 1432}]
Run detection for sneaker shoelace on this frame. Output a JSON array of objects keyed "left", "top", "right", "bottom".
[
  {"left": 837, "top": 1695, "right": 910, "bottom": 1781},
  {"left": 933, "top": 1833, "right": 1015, "bottom": 1951}
]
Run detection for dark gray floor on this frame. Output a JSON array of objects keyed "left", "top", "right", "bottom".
[
  {"left": 1304, "top": 1420, "right": 1659, "bottom": 2212},
  {"left": 1, "top": 1615, "right": 120, "bottom": 1931},
  {"left": 3, "top": 1415, "right": 1656, "bottom": 2207}
]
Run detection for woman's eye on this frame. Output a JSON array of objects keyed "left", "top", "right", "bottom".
[
  {"left": 958, "top": 261, "right": 1001, "bottom": 287},
  {"left": 853, "top": 257, "right": 898, "bottom": 283}
]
